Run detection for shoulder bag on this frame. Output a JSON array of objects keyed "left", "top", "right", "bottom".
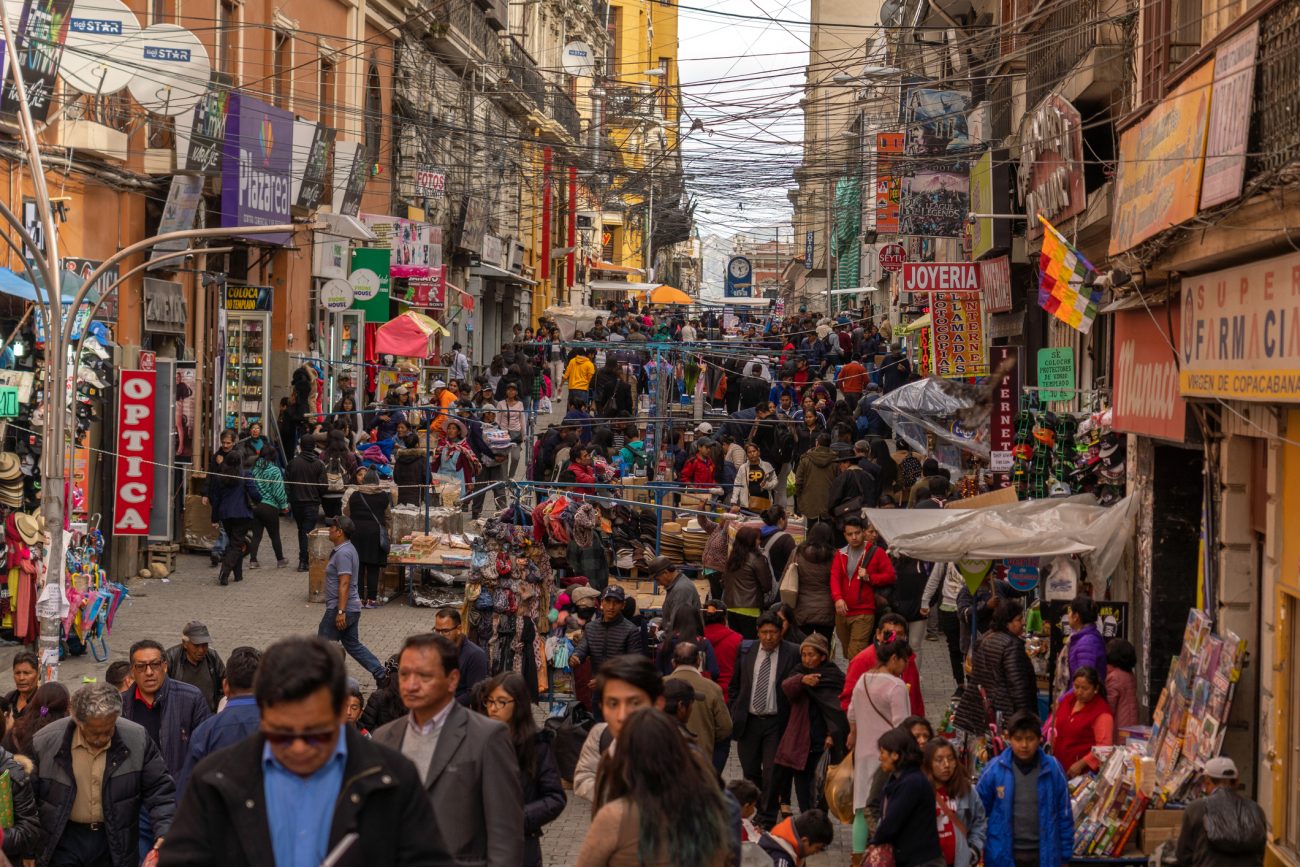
[
  {"left": 360, "top": 494, "right": 390, "bottom": 557},
  {"left": 779, "top": 556, "right": 800, "bottom": 608}
]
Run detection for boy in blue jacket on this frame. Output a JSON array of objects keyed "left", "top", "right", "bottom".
[{"left": 976, "top": 711, "right": 1074, "bottom": 867}]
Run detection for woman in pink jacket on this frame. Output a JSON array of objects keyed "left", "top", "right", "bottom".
[{"left": 1105, "top": 638, "right": 1140, "bottom": 736}]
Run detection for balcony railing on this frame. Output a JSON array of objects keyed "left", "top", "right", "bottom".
[
  {"left": 607, "top": 85, "right": 657, "bottom": 120},
  {"left": 987, "top": 74, "right": 1013, "bottom": 142},
  {"left": 550, "top": 86, "right": 581, "bottom": 140},
  {"left": 1024, "top": 0, "right": 1124, "bottom": 109},
  {"left": 432, "top": 0, "right": 504, "bottom": 72},
  {"left": 503, "top": 36, "right": 546, "bottom": 111},
  {"left": 1250, "top": 0, "right": 1300, "bottom": 181}
]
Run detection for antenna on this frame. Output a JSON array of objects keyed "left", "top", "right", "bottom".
[
  {"left": 125, "top": 23, "right": 211, "bottom": 116},
  {"left": 561, "top": 41, "right": 595, "bottom": 77},
  {"left": 58, "top": 0, "right": 141, "bottom": 95}
]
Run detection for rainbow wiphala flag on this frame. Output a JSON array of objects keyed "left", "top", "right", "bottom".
[{"left": 1038, "top": 214, "right": 1100, "bottom": 334}]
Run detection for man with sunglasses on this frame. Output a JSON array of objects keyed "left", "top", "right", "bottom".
[
  {"left": 160, "top": 636, "right": 439, "bottom": 867},
  {"left": 433, "top": 607, "right": 488, "bottom": 706}
]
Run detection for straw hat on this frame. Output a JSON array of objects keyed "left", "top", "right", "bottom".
[
  {"left": 14, "top": 512, "right": 40, "bottom": 545},
  {"left": 0, "top": 453, "right": 21, "bottom": 481}
]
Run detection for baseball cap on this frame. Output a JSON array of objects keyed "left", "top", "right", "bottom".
[
  {"left": 601, "top": 586, "right": 627, "bottom": 602},
  {"left": 646, "top": 556, "right": 675, "bottom": 577},
  {"left": 695, "top": 422, "right": 714, "bottom": 435},
  {"left": 1203, "top": 757, "right": 1238, "bottom": 780},
  {"left": 432, "top": 379, "right": 447, "bottom": 390},
  {"left": 182, "top": 621, "right": 212, "bottom": 644}
]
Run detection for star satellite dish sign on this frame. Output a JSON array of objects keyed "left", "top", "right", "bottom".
[{"left": 114, "top": 370, "right": 156, "bottom": 534}]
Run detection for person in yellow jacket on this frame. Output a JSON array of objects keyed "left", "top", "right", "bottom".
[{"left": 564, "top": 350, "right": 596, "bottom": 407}]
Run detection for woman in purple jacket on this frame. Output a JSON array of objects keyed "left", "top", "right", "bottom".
[{"left": 1066, "top": 596, "right": 1107, "bottom": 681}]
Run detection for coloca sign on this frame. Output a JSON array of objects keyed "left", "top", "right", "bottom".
[
  {"left": 221, "top": 93, "right": 294, "bottom": 244},
  {"left": 114, "top": 371, "right": 156, "bottom": 534}
]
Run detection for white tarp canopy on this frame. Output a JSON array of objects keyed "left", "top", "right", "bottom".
[
  {"left": 874, "top": 377, "right": 989, "bottom": 459},
  {"left": 865, "top": 494, "right": 1138, "bottom": 580},
  {"left": 544, "top": 304, "right": 604, "bottom": 339}
]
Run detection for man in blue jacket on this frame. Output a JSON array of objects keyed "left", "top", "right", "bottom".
[
  {"left": 976, "top": 711, "right": 1074, "bottom": 867},
  {"left": 176, "top": 646, "right": 262, "bottom": 796}
]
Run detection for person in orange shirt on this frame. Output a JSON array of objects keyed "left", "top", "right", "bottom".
[
  {"left": 837, "top": 357, "right": 869, "bottom": 403},
  {"left": 428, "top": 380, "right": 458, "bottom": 436}
]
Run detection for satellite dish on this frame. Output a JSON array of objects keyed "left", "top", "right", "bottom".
[
  {"left": 880, "top": 0, "right": 904, "bottom": 27},
  {"left": 58, "top": 0, "right": 142, "bottom": 94},
  {"left": 126, "top": 24, "right": 211, "bottom": 116},
  {"left": 561, "top": 41, "right": 595, "bottom": 76}
]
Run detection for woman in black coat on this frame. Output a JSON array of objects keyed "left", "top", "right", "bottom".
[
  {"left": 391, "top": 426, "right": 427, "bottom": 506},
  {"left": 954, "top": 600, "right": 1037, "bottom": 735},
  {"left": 480, "top": 672, "right": 566, "bottom": 867},
  {"left": 870, "top": 726, "right": 943, "bottom": 867},
  {"left": 346, "top": 468, "right": 391, "bottom": 609}
]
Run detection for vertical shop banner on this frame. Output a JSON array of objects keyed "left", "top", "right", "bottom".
[
  {"left": 1200, "top": 22, "right": 1259, "bottom": 209},
  {"left": 149, "top": 174, "right": 204, "bottom": 267},
  {"left": 969, "top": 149, "right": 1011, "bottom": 258},
  {"left": 1114, "top": 302, "right": 1187, "bottom": 442},
  {"left": 0, "top": 0, "right": 74, "bottom": 122},
  {"left": 184, "top": 85, "right": 229, "bottom": 173},
  {"left": 804, "top": 230, "right": 814, "bottom": 266},
  {"left": 930, "top": 292, "right": 985, "bottom": 377},
  {"left": 349, "top": 247, "right": 391, "bottom": 323},
  {"left": 1037, "top": 347, "right": 1075, "bottom": 402},
  {"left": 979, "top": 256, "right": 1013, "bottom": 313},
  {"left": 221, "top": 93, "right": 294, "bottom": 244},
  {"left": 1019, "top": 95, "right": 1086, "bottom": 240},
  {"left": 292, "top": 120, "right": 334, "bottom": 210},
  {"left": 114, "top": 370, "right": 156, "bottom": 534},
  {"left": 874, "top": 132, "right": 904, "bottom": 234},
  {"left": 989, "top": 345, "right": 1021, "bottom": 477}
]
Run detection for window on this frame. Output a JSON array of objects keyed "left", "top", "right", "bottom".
[
  {"left": 217, "top": 0, "right": 239, "bottom": 80},
  {"left": 364, "top": 63, "right": 382, "bottom": 160},
  {"left": 607, "top": 7, "right": 621, "bottom": 78},
  {"left": 150, "top": 0, "right": 173, "bottom": 25},
  {"left": 319, "top": 56, "right": 336, "bottom": 131},
  {"left": 272, "top": 31, "right": 291, "bottom": 108},
  {"left": 657, "top": 57, "right": 671, "bottom": 118},
  {"left": 1140, "top": 0, "right": 1205, "bottom": 100}
]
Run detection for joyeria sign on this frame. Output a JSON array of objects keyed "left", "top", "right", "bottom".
[{"left": 113, "top": 371, "right": 156, "bottom": 534}]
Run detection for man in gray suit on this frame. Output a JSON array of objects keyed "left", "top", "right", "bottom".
[{"left": 373, "top": 633, "right": 523, "bottom": 866}]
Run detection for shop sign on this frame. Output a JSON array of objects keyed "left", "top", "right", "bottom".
[
  {"left": 149, "top": 174, "right": 205, "bottom": 268},
  {"left": 361, "top": 214, "right": 440, "bottom": 277},
  {"left": 312, "top": 235, "right": 349, "bottom": 280},
  {"left": 0, "top": 0, "right": 74, "bottom": 123},
  {"left": 113, "top": 370, "right": 156, "bottom": 535},
  {"left": 878, "top": 243, "right": 906, "bottom": 272},
  {"left": 482, "top": 234, "right": 505, "bottom": 269},
  {"left": 931, "top": 292, "right": 985, "bottom": 377},
  {"left": 1201, "top": 22, "right": 1259, "bottom": 209},
  {"left": 1114, "top": 301, "right": 1187, "bottom": 442},
  {"left": 1037, "top": 346, "right": 1075, "bottom": 402},
  {"left": 804, "top": 230, "right": 814, "bottom": 266},
  {"left": 456, "top": 196, "right": 489, "bottom": 255},
  {"left": 334, "top": 140, "right": 371, "bottom": 218},
  {"left": 1096, "top": 601, "right": 1128, "bottom": 639},
  {"left": 902, "top": 262, "right": 979, "bottom": 293},
  {"left": 414, "top": 166, "right": 445, "bottom": 198},
  {"left": 143, "top": 278, "right": 187, "bottom": 332},
  {"left": 1179, "top": 249, "right": 1300, "bottom": 401},
  {"left": 980, "top": 255, "right": 1012, "bottom": 313},
  {"left": 221, "top": 284, "right": 272, "bottom": 312},
  {"left": 989, "top": 311, "right": 1024, "bottom": 339},
  {"left": 1004, "top": 558, "right": 1039, "bottom": 592},
  {"left": 874, "top": 132, "right": 904, "bottom": 234},
  {"left": 184, "top": 87, "right": 229, "bottom": 174},
  {"left": 349, "top": 247, "right": 391, "bottom": 323},
  {"left": 403, "top": 265, "right": 446, "bottom": 308},
  {"left": 1111, "top": 62, "right": 1214, "bottom": 254},
  {"left": 221, "top": 93, "right": 294, "bottom": 245},
  {"left": 138, "top": 351, "right": 155, "bottom": 371},
  {"left": 0, "top": 387, "right": 18, "bottom": 418},
  {"left": 900, "top": 168, "right": 968, "bottom": 238},
  {"left": 292, "top": 120, "right": 334, "bottom": 210},
  {"left": 64, "top": 258, "right": 118, "bottom": 321},
  {"left": 1019, "top": 95, "right": 1085, "bottom": 240},
  {"left": 970, "top": 149, "right": 1011, "bottom": 258},
  {"left": 0, "top": 370, "right": 35, "bottom": 404},
  {"left": 989, "top": 345, "right": 1021, "bottom": 475},
  {"left": 318, "top": 278, "right": 354, "bottom": 312}
]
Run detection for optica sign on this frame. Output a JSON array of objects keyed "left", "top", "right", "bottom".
[
  {"left": 114, "top": 371, "right": 156, "bottom": 534},
  {"left": 901, "top": 262, "right": 980, "bottom": 293}
]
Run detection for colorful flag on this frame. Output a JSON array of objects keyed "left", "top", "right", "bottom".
[{"left": 1038, "top": 214, "right": 1100, "bottom": 333}]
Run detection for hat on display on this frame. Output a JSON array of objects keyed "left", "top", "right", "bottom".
[
  {"left": 0, "top": 453, "right": 21, "bottom": 481},
  {"left": 13, "top": 512, "right": 40, "bottom": 545}
]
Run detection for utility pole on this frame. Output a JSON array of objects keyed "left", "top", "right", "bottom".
[{"left": 823, "top": 81, "right": 833, "bottom": 319}]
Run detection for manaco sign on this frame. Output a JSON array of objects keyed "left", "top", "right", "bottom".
[
  {"left": 1113, "top": 302, "right": 1187, "bottom": 442},
  {"left": 901, "top": 262, "right": 980, "bottom": 293},
  {"left": 1180, "top": 250, "right": 1300, "bottom": 401},
  {"left": 114, "top": 371, "right": 156, "bottom": 534}
]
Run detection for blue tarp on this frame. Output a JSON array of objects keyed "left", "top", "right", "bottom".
[{"left": 0, "top": 267, "right": 78, "bottom": 304}]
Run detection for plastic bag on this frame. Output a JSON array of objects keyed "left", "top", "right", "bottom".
[
  {"left": 823, "top": 751, "right": 855, "bottom": 824},
  {"left": 812, "top": 750, "right": 832, "bottom": 811},
  {"left": 1203, "top": 790, "right": 1268, "bottom": 853},
  {"left": 544, "top": 702, "right": 595, "bottom": 783}
]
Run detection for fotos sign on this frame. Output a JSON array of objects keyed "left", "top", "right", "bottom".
[{"left": 114, "top": 370, "right": 156, "bottom": 534}]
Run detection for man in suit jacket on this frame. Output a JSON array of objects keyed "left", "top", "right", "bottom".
[
  {"left": 729, "top": 611, "right": 801, "bottom": 829},
  {"left": 373, "top": 633, "right": 523, "bottom": 866},
  {"left": 666, "top": 641, "right": 732, "bottom": 758}
]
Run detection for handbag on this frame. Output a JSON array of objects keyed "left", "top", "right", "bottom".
[
  {"left": 822, "top": 751, "right": 854, "bottom": 824},
  {"left": 360, "top": 495, "right": 390, "bottom": 557},
  {"left": 863, "top": 844, "right": 895, "bottom": 867},
  {"left": 832, "top": 495, "right": 864, "bottom": 519},
  {"left": 779, "top": 557, "right": 800, "bottom": 608}
]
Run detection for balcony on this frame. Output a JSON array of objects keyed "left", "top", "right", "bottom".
[
  {"left": 501, "top": 36, "right": 545, "bottom": 117},
  {"left": 1251, "top": 0, "right": 1300, "bottom": 181},
  {"left": 1024, "top": 0, "right": 1127, "bottom": 111},
  {"left": 431, "top": 0, "right": 504, "bottom": 75},
  {"left": 607, "top": 85, "right": 658, "bottom": 120},
  {"left": 549, "top": 86, "right": 581, "bottom": 140}
]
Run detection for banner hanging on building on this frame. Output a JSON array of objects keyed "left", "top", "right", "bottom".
[
  {"left": 114, "top": 370, "right": 156, "bottom": 534},
  {"left": 221, "top": 92, "right": 294, "bottom": 244},
  {"left": 930, "top": 292, "right": 985, "bottom": 377},
  {"left": 900, "top": 169, "right": 968, "bottom": 238},
  {"left": 184, "top": 85, "right": 229, "bottom": 174},
  {"left": 989, "top": 345, "right": 1021, "bottom": 477},
  {"left": 874, "top": 132, "right": 904, "bottom": 234},
  {"left": 0, "top": 0, "right": 74, "bottom": 122},
  {"left": 1114, "top": 301, "right": 1187, "bottom": 441}
]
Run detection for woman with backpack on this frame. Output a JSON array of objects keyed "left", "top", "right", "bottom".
[
  {"left": 347, "top": 468, "right": 391, "bottom": 609},
  {"left": 319, "top": 429, "right": 357, "bottom": 519},
  {"left": 248, "top": 444, "right": 289, "bottom": 569},
  {"left": 721, "top": 526, "right": 774, "bottom": 639}
]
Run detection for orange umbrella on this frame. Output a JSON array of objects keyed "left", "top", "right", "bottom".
[{"left": 647, "top": 284, "right": 693, "bottom": 305}]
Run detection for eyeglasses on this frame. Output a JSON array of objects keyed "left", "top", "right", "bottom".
[
  {"left": 262, "top": 728, "right": 337, "bottom": 747},
  {"left": 131, "top": 661, "right": 165, "bottom": 672},
  {"left": 484, "top": 698, "right": 516, "bottom": 710}
]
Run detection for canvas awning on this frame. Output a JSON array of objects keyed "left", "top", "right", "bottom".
[
  {"left": 374, "top": 310, "right": 446, "bottom": 357},
  {"left": 316, "top": 212, "right": 377, "bottom": 242},
  {"left": 865, "top": 494, "right": 1138, "bottom": 580},
  {"left": 592, "top": 261, "right": 643, "bottom": 275},
  {"left": 647, "top": 285, "right": 693, "bottom": 305},
  {"left": 899, "top": 313, "right": 931, "bottom": 333},
  {"left": 589, "top": 280, "right": 658, "bottom": 292},
  {"left": 0, "top": 268, "right": 78, "bottom": 303},
  {"left": 470, "top": 263, "right": 538, "bottom": 285}
]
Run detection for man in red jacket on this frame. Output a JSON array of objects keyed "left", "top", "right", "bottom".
[
  {"left": 703, "top": 598, "right": 743, "bottom": 773},
  {"left": 838, "top": 612, "right": 925, "bottom": 716},
  {"left": 830, "top": 516, "right": 896, "bottom": 658}
]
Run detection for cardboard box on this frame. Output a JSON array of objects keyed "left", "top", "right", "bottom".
[{"left": 1139, "top": 810, "right": 1184, "bottom": 854}]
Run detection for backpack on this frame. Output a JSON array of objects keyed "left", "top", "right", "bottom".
[{"left": 325, "top": 458, "right": 345, "bottom": 493}]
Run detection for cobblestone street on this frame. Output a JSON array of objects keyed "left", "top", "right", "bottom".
[{"left": 8, "top": 516, "right": 956, "bottom": 865}]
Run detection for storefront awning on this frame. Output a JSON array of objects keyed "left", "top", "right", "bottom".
[
  {"left": 899, "top": 313, "right": 931, "bottom": 334},
  {"left": 470, "top": 263, "right": 538, "bottom": 285},
  {"left": 592, "top": 261, "right": 643, "bottom": 275},
  {"left": 316, "top": 212, "right": 377, "bottom": 242},
  {"left": 589, "top": 280, "right": 658, "bottom": 292},
  {"left": 0, "top": 268, "right": 77, "bottom": 303}
]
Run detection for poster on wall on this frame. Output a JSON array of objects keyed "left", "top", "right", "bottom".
[
  {"left": 0, "top": 0, "right": 74, "bottom": 122},
  {"left": 360, "top": 214, "right": 442, "bottom": 277},
  {"left": 930, "top": 292, "right": 985, "bottom": 377},
  {"left": 113, "top": 370, "right": 156, "bottom": 535},
  {"left": 900, "top": 170, "right": 968, "bottom": 238},
  {"left": 903, "top": 88, "right": 972, "bottom": 155},
  {"left": 174, "top": 362, "right": 196, "bottom": 459},
  {"left": 149, "top": 174, "right": 204, "bottom": 267},
  {"left": 874, "top": 132, "right": 904, "bottom": 234},
  {"left": 184, "top": 85, "right": 230, "bottom": 174}
]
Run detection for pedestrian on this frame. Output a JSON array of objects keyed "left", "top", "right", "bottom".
[
  {"left": 285, "top": 433, "right": 326, "bottom": 572},
  {"left": 433, "top": 606, "right": 489, "bottom": 704},
  {"left": 867, "top": 725, "right": 944, "bottom": 867},
  {"left": 667, "top": 641, "right": 732, "bottom": 760},
  {"left": 564, "top": 348, "right": 596, "bottom": 406},
  {"left": 372, "top": 633, "right": 524, "bottom": 865},
  {"left": 774, "top": 633, "right": 847, "bottom": 812},
  {"left": 921, "top": 561, "right": 968, "bottom": 693},
  {"left": 787, "top": 521, "right": 836, "bottom": 642},
  {"left": 569, "top": 586, "right": 644, "bottom": 708},
  {"left": 757, "top": 809, "right": 835, "bottom": 866},
  {"left": 160, "top": 636, "right": 441, "bottom": 866},
  {"left": 728, "top": 779, "right": 763, "bottom": 842},
  {"left": 732, "top": 442, "right": 777, "bottom": 511},
  {"left": 201, "top": 428, "right": 238, "bottom": 565},
  {"left": 359, "top": 654, "right": 405, "bottom": 731},
  {"left": 346, "top": 468, "right": 391, "bottom": 609},
  {"left": 163, "top": 621, "right": 227, "bottom": 713},
  {"left": 729, "top": 611, "right": 800, "bottom": 829},
  {"left": 450, "top": 341, "right": 470, "bottom": 382},
  {"left": 648, "top": 555, "right": 701, "bottom": 632},
  {"left": 794, "top": 433, "right": 837, "bottom": 526},
  {"left": 1105, "top": 638, "right": 1139, "bottom": 735},
  {"left": 758, "top": 506, "right": 796, "bottom": 590},
  {"left": 316, "top": 516, "right": 388, "bottom": 687},
  {"left": 204, "top": 430, "right": 261, "bottom": 586},
  {"left": 576, "top": 708, "right": 733, "bottom": 867},
  {"left": 1066, "top": 596, "right": 1107, "bottom": 680},
  {"left": 479, "top": 672, "right": 567, "bottom": 867},
  {"left": 832, "top": 516, "right": 896, "bottom": 659},
  {"left": 703, "top": 599, "right": 743, "bottom": 697},
  {"left": 32, "top": 683, "right": 175, "bottom": 867},
  {"left": 722, "top": 526, "right": 774, "bottom": 640},
  {"left": 319, "top": 429, "right": 357, "bottom": 519},
  {"left": 846, "top": 638, "right": 912, "bottom": 855},
  {"left": 4, "top": 650, "right": 39, "bottom": 721},
  {"left": 558, "top": 444, "right": 598, "bottom": 495},
  {"left": 1173, "top": 756, "right": 1267, "bottom": 866},
  {"left": 247, "top": 445, "right": 289, "bottom": 568},
  {"left": 3, "top": 681, "right": 69, "bottom": 755},
  {"left": 431, "top": 417, "right": 481, "bottom": 501},
  {"left": 1048, "top": 665, "right": 1113, "bottom": 778},
  {"left": 573, "top": 655, "right": 664, "bottom": 802},
  {"left": 105, "top": 661, "right": 133, "bottom": 693},
  {"left": 954, "top": 601, "right": 1035, "bottom": 736},
  {"left": 0, "top": 726, "right": 40, "bottom": 862},
  {"left": 472, "top": 404, "right": 512, "bottom": 517},
  {"left": 176, "top": 646, "right": 262, "bottom": 795},
  {"left": 923, "top": 737, "right": 988, "bottom": 867},
  {"left": 976, "top": 711, "right": 1073, "bottom": 867},
  {"left": 120, "top": 639, "right": 212, "bottom": 778},
  {"left": 827, "top": 441, "right": 877, "bottom": 526}
]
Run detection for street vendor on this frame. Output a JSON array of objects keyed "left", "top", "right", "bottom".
[{"left": 647, "top": 555, "right": 700, "bottom": 630}]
